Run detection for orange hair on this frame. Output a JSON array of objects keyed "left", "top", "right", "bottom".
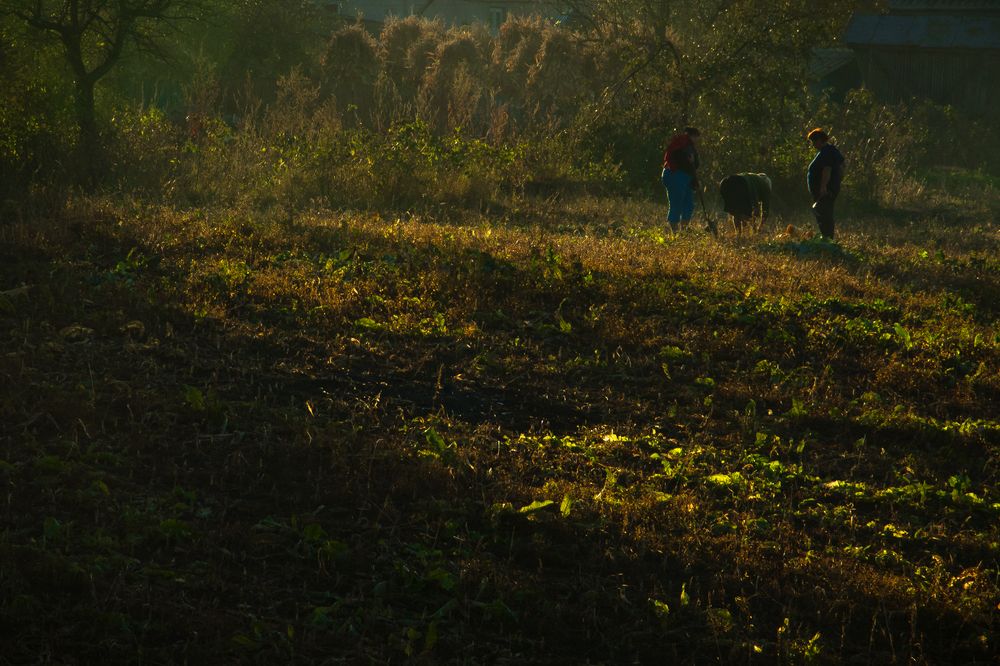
[{"left": 807, "top": 128, "right": 829, "bottom": 142}]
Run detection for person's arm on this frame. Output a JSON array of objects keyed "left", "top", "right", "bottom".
[
  {"left": 686, "top": 146, "right": 700, "bottom": 189},
  {"left": 819, "top": 166, "right": 832, "bottom": 198}
]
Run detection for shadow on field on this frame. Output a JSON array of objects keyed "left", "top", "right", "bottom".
[
  {"left": 870, "top": 255, "right": 1000, "bottom": 321},
  {"left": 761, "top": 237, "right": 864, "bottom": 270},
  {"left": 0, "top": 214, "right": 695, "bottom": 662}
]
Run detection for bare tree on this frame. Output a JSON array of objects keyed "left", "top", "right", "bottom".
[
  {"left": 7, "top": 0, "right": 201, "bottom": 177},
  {"left": 559, "top": 0, "right": 868, "bottom": 129},
  {"left": 558, "top": 0, "right": 686, "bottom": 121}
]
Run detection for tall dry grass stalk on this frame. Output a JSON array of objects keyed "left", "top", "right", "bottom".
[{"left": 321, "top": 24, "right": 379, "bottom": 126}]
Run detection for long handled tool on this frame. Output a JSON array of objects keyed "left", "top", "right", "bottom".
[{"left": 698, "top": 187, "right": 718, "bottom": 238}]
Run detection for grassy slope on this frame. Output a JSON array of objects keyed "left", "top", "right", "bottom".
[{"left": 1, "top": 192, "right": 998, "bottom": 664}]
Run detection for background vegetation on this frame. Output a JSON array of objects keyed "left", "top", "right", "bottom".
[
  {"left": 1, "top": 0, "right": 998, "bottom": 663},
  {"left": 4, "top": 0, "right": 997, "bottom": 214}
]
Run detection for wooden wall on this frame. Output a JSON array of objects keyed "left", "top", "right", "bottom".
[{"left": 854, "top": 47, "right": 1000, "bottom": 114}]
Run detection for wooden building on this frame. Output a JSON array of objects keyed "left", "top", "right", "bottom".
[{"left": 845, "top": 0, "right": 1000, "bottom": 114}]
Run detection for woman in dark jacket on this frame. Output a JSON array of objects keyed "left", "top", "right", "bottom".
[{"left": 807, "top": 128, "right": 845, "bottom": 239}]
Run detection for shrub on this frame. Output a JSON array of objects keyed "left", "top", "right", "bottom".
[
  {"left": 834, "top": 89, "right": 927, "bottom": 206},
  {"left": 0, "top": 31, "right": 75, "bottom": 208},
  {"left": 107, "top": 106, "right": 182, "bottom": 195}
]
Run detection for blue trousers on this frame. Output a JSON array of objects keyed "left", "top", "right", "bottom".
[{"left": 662, "top": 168, "right": 694, "bottom": 228}]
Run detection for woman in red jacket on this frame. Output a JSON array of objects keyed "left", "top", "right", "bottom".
[{"left": 662, "top": 127, "right": 701, "bottom": 232}]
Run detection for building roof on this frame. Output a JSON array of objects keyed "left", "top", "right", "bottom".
[
  {"left": 846, "top": 13, "right": 1000, "bottom": 49},
  {"left": 809, "top": 48, "right": 857, "bottom": 79},
  {"left": 889, "top": 0, "right": 1000, "bottom": 13}
]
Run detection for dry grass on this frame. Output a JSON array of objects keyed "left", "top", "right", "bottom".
[{"left": 1, "top": 189, "right": 998, "bottom": 663}]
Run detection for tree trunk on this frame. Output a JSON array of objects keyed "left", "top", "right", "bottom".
[
  {"left": 63, "top": 28, "right": 103, "bottom": 185},
  {"left": 75, "top": 77, "right": 98, "bottom": 152},
  {"left": 73, "top": 76, "right": 103, "bottom": 185}
]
